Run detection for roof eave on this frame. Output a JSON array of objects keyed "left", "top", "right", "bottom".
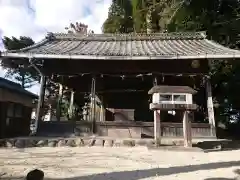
[
  {"left": 23, "top": 91, "right": 38, "bottom": 99},
  {"left": 17, "top": 91, "right": 38, "bottom": 99},
  {"left": 2, "top": 52, "right": 240, "bottom": 60}
]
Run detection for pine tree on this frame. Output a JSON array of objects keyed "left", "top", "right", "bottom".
[{"left": 2, "top": 36, "right": 39, "bottom": 88}]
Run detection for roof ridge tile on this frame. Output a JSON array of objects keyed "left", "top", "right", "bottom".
[{"left": 48, "top": 31, "right": 206, "bottom": 41}]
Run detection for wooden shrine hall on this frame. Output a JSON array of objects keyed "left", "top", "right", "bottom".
[{"left": 1, "top": 31, "right": 240, "bottom": 147}]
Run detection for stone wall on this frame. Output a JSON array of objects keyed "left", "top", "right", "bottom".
[
  {"left": 0, "top": 137, "right": 155, "bottom": 148},
  {"left": 1, "top": 137, "right": 240, "bottom": 153},
  {"left": 1, "top": 137, "right": 238, "bottom": 152}
]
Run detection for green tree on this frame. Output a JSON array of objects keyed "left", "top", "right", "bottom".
[
  {"left": 103, "top": 0, "right": 192, "bottom": 33},
  {"left": 169, "top": 0, "right": 240, "bottom": 123},
  {"left": 2, "top": 36, "right": 39, "bottom": 88},
  {"left": 103, "top": 0, "right": 240, "bottom": 124},
  {"left": 102, "top": 0, "right": 134, "bottom": 33}
]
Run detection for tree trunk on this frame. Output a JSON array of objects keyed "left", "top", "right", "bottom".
[{"left": 146, "top": 7, "right": 153, "bottom": 34}]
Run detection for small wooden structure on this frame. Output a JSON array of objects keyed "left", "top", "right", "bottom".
[
  {"left": 149, "top": 85, "right": 197, "bottom": 147},
  {"left": 0, "top": 78, "right": 37, "bottom": 138},
  {"left": 1, "top": 31, "right": 240, "bottom": 142}
]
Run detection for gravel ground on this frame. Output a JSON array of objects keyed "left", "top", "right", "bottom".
[{"left": 0, "top": 147, "right": 240, "bottom": 180}]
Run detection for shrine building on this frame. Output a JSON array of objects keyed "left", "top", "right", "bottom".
[{"left": 1, "top": 31, "right": 240, "bottom": 146}]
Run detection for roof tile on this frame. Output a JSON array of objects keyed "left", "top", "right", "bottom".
[{"left": 4, "top": 32, "right": 240, "bottom": 59}]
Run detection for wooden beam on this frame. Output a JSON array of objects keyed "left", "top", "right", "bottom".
[
  {"left": 43, "top": 59, "right": 208, "bottom": 75},
  {"left": 150, "top": 103, "right": 198, "bottom": 111},
  {"left": 52, "top": 74, "right": 202, "bottom": 93},
  {"left": 35, "top": 75, "right": 46, "bottom": 134},
  {"left": 6, "top": 51, "right": 239, "bottom": 61}
]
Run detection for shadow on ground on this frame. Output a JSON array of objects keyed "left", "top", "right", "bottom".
[
  {"left": 204, "top": 169, "right": 240, "bottom": 180},
  {"left": 1, "top": 161, "right": 240, "bottom": 180},
  {"left": 194, "top": 140, "right": 240, "bottom": 152},
  {"left": 204, "top": 177, "right": 238, "bottom": 179}
]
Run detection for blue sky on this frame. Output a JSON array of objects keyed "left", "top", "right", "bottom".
[{"left": 0, "top": 0, "right": 111, "bottom": 94}]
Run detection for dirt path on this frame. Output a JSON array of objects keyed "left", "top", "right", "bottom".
[{"left": 0, "top": 147, "right": 240, "bottom": 180}]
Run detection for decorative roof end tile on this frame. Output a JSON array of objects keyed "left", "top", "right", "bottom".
[{"left": 46, "top": 32, "right": 55, "bottom": 41}]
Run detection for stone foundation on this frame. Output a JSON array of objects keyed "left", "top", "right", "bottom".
[
  {"left": 0, "top": 137, "right": 195, "bottom": 149},
  {"left": 0, "top": 137, "right": 233, "bottom": 152},
  {"left": 0, "top": 137, "right": 156, "bottom": 148}
]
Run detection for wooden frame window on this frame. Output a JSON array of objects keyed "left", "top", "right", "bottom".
[
  {"left": 159, "top": 94, "right": 187, "bottom": 104},
  {"left": 159, "top": 94, "right": 172, "bottom": 101},
  {"left": 173, "top": 95, "right": 186, "bottom": 102}
]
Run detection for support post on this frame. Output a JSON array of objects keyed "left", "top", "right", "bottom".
[
  {"left": 90, "top": 76, "right": 96, "bottom": 133},
  {"left": 183, "top": 111, "right": 192, "bottom": 147},
  {"left": 68, "top": 90, "right": 75, "bottom": 119},
  {"left": 35, "top": 75, "right": 46, "bottom": 134},
  {"left": 56, "top": 84, "right": 63, "bottom": 121},
  {"left": 206, "top": 77, "right": 216, "bottom": 137},
  {"left": 154, "top": 110, "right": 161, "bottom": 145},
  {"left": 152, "top": 76, "right": 161, "bottom": 145}
]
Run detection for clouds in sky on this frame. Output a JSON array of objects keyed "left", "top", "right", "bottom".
[{"left": 0, "top": 0, "right": 111, "bottom": 94}]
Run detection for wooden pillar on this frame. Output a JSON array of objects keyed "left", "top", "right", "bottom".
[
  {"left": 206, "top": 77, "right": 216, "bottom": 137},
  {"left": 90, "top": 76, "right": 96, "bottom": 133},
  {"left": 35, "top": 75, "right": 46, "bottom": 134},
  {"left": 56, "top": 84, "right": 63, "bottom": 121},
  {"left": 154, "top": 110, "right": 161, "bottom": 144},
  {"left": 183, "top": 111, "right": 192, "bottom": 147},
  {"left": 68, "top": 90, "right": 75, "bottom": 119},
  {"left": 152, "top": 76, "right": 161, "bottom": 145}
]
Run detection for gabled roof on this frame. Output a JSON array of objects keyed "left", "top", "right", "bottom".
[
  {"left": 0, "top": 77, "right": 38, "bottom": 98},
  {"left": 148, "top": 85, "right": 197, "bottom": 94},
  {"left": 1, "top": 31, "right": 240, "bottom": 60}
]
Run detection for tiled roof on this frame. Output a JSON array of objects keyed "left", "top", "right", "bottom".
[
  {"left": 2, "top": 32, "right": 240, "bottom": 60},
  {"left": 148, "top": 85, "right": 197, "bottom": 94},
  {"left": 0, "top": 77, "right": 38, "bottom": 98}
]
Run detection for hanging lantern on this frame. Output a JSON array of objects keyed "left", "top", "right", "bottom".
[{"left": 191, "top": 60, "right": 200, "bottom": 68}]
